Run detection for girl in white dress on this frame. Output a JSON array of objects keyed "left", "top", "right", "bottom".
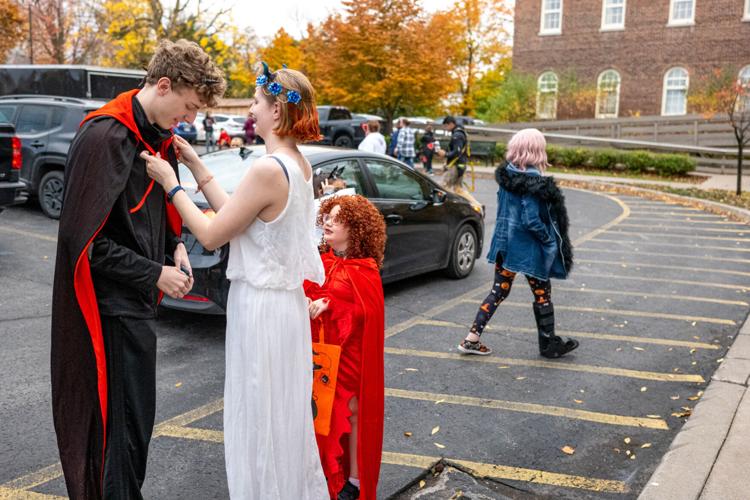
[{"left": 142, "top": 65, "right": 328, "bottom": 499}]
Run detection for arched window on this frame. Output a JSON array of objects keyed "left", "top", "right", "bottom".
[
  {"left": 596, "top": 70, "right": 621, "bottom": 118},
  {"left": 739, "top": 65, "right": 750, "bottom": 112},
  {"left": 662, "top": 67, "right": 689, "bottom": 116},
  {"left": 537, "top": 72, "right": 558, "bottom": 119}
]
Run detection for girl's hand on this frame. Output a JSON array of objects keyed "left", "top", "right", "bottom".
[
  {"left": 308, "top": 298, "right": 329, "bottom": 319},
  {"left": 141, "top": 151, "right": 178, "bottom": 190},
  {"left": 172, "top": 134, "right": 201, "bottom": 169}
]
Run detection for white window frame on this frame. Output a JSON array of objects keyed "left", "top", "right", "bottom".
[
  {"left": 739, "top": 66, "right": 750, "bottom": 112},
  {"left": 668, "top": 0, "right": 695, "bottom": 27},
  {"left": 601, "top": 0, "right": 626, "bottom": 31},
  {"left": 661, "top": 67, "right": 690, "bottom": 116},
  {"left": 539, "top": 0, "right": 563, "bottom": 35},
  {"left": 744, "top": 0, "right": 750, "bottom": 21},
  {"left": 596, "top": 70, "right": 621, "bottom": 118},
  {"left": 536, "top": 72, "right": 559, "bottom": 119}
]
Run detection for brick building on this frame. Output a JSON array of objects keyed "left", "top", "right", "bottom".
[{"left": 512, "top": 0, "right": 750, "bottom": 119}]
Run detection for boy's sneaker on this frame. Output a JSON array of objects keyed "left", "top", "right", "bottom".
[
  {"left": 338, "top": 481, "right": 360, "bottom": 500},
  {"left": 458, "top": 339, "right": 492, "bottom": 356}
]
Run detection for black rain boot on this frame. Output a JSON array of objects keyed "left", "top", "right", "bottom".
[{"left": 533, "top": 302, "right": 579, "bottom": 358}]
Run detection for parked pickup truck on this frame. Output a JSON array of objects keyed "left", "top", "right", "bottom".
[
  {"left": 317, "top": 105, "right": 366, "bottom": 149},
  {"left": 0, "top": 122, "right": 26, "bottom": 214}
]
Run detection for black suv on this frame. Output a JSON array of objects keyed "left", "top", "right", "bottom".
[{"left": 0, "top": 95, "right": 101, "bottom": 218}]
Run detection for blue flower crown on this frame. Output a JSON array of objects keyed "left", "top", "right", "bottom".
[{"left": 256, "top": 62, "right": 302, "bottom": 105}]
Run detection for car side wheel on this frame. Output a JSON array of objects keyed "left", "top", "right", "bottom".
[
  {"left": 445, "top": 224, "right": 477, "bottom": 279},
  {"left": 333, "top": 134, "right": 353, "bottom": 148},
  {"left": 39, "top": 170, "right": 64, "bottom": 219}
]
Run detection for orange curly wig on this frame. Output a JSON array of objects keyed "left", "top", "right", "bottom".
[{"left": 318, "top": 195, "right": 387, "bottom": 267}]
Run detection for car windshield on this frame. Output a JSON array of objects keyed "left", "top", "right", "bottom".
[
  {"left": 232, "top": 117, "right": 245, "bottom": 124},
  {"left": 179, "top": 148, "right": 265, "bottom": 202}
]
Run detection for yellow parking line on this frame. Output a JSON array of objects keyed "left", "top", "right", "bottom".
[
  {"left": 0, "top": 488, "right": 64, "bottom": 500},
  {"left": 385, "top": 388, "right": 668, "bottom": 429},
  {"left": 576, "top": 258, "right": 750, "bottom": 279},
  {"left": 628, "top": 212, "right": 727, "bottom": 218},
  {"left": 575, "top": 248, "right": 750, "bottom": 267},
  {"left": 156, "top": 427, "right": 630, "bottom": 494},
  {"left": 417, "top": 319, "right": 721, "bottom": 350},
  {"left": 0, "top": 464, "right": 62, "bottom": 491},
  {"left": 626, "top": 217, "right": 741, "bottom": 225},
  {"left": 381, "top": 452, "right": 628, "bottom": 493},
  {"left": 604, "top": 230, "right": 750, "bottom": 242},
  {"left": 0, "top": 226, "right": 57, "bottom": 243},
  {"left": 556, "top": 284, "right": 749, "bottom": 306},
  {"left": 158, "top": 424, "right": 223, "bottom": 443},
  {"left": 457, "top": 299, "right": 736, "bottom": 326},
  {"left": 384, "top": 347, "right": 705, "bottom": 382},
  {"left": 590, "top": 238, "right": 750, "bottom": 253},
  {"left": 617, "top": 223, "right": 749, "bottom": 234},
  {"left": 153, "top": 399, "right": 224, "bottom": 434},
  {"left": 572, "top": 271, "right": 750, "bottom": 291}
]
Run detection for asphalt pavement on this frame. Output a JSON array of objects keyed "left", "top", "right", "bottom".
[{"left": 1, "top": 173, "right": 748, "bottom": 499}]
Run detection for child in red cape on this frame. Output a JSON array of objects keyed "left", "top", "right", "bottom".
[{"left": 304, "top": 195, "right": 386, "bottom": 500}]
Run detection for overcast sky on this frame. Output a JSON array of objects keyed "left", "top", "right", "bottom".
[{"left": 235, "top": 0, "right": 461, "bottom": 39}]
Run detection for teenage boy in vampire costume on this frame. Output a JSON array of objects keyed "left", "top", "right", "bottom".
[{"left": 51, "top": 39, "right": 225, "bottom": 500}]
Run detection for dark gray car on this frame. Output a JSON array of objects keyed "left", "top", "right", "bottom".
[
  {"left": 162, "top": 145, "right": 485, "bottom": 314},
  {"left": 0, "top": 95, "right": 101, "bottom": 218}
]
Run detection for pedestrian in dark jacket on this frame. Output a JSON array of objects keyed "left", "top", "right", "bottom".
[
  {"left": 458, "top": 128, "right": 578, "bottom": 358},
  {"left": 419, "top": 125, "right": 436, "bottom": 173},
  {"left": 438, "top": 116, "right": 468, "bottom": 189}
]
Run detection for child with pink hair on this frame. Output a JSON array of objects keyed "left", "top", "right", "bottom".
[{"left": 458, "top": 128, "right": 578, "bottom": 358}]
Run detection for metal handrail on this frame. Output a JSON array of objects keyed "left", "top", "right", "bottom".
[{"left": 463, "top": 125, "right": 748, "bottom": 157}]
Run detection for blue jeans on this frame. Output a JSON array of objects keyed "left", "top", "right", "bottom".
[{"left": 400, "top": 156, "right": 415, "bottom": 169}]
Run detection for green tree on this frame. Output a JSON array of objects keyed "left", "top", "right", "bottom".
[{"left": 476, "top": 70, "right": 536, "bottom": 123}]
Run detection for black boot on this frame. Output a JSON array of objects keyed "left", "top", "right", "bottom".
[
  {"left": 338, "top": 480, "right": 360, "bottom": 500},
  {"left": 533, "top": 302, "right": 579, "bottom": 358}
]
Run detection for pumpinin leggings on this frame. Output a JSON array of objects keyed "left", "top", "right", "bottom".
[{"left": 470, "top": 255, "right": 551, "bottom": 337}]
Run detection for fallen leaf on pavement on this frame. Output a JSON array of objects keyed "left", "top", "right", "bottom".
[
  {"left": 431, "top": 426, "right": 440, "bottom": 435},
  {"left": 405, "top": 368, "right": 419, "bottom": 372},
  {"left": 434, "top": 443, "right": 445, "bottom": 449},
  {"left": 640, "top": 387, "right": 648, "bottom": 392},
  {"left": 574, "top": 399, "right": 584, "bottom": 404},
  {"left": 419, "top": 480, "right": 425, "bottom": 488},
  {"left": 624, "top": 437, "right": 631, "bottom": 444},
  {"left": 670, "top": 395, "right": 680, "bottom": 400},
  {"left": 641, "top": 443, "right": 652, "bottom": 448},
  {"left": 404, "top": 432, "right": 412, "bottom": 437},
  {"left": 516, "top": 376, "right": 527, "bottom": 381},
  {"left": 561, "top": 445, "right": 575, "bottom": 455},
  {"left": 175, "top": 382, "right": 182, "bottom": 388},
  {"left": 633, "top": 347, "right": 645, "bottom": 351}
]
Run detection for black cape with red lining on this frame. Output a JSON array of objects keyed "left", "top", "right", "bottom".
[{"left": 51, "top": 89, "right": 181, "bottom": 499}]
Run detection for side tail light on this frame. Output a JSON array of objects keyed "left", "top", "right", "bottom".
[{"left": 11, "top": 137, "right": 21, "bottom": 169}]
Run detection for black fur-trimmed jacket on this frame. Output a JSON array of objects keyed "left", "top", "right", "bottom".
[{"left": 486, "top": 163, "right": 574, "bottom": 280}]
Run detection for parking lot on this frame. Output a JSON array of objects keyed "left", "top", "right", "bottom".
[{"left": 1, "top": 176, "right": 748, "bottom": 499}]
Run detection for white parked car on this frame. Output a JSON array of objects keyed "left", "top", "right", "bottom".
[{"left": 195, "top": 112, "right": 232, "bottom": 143}]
